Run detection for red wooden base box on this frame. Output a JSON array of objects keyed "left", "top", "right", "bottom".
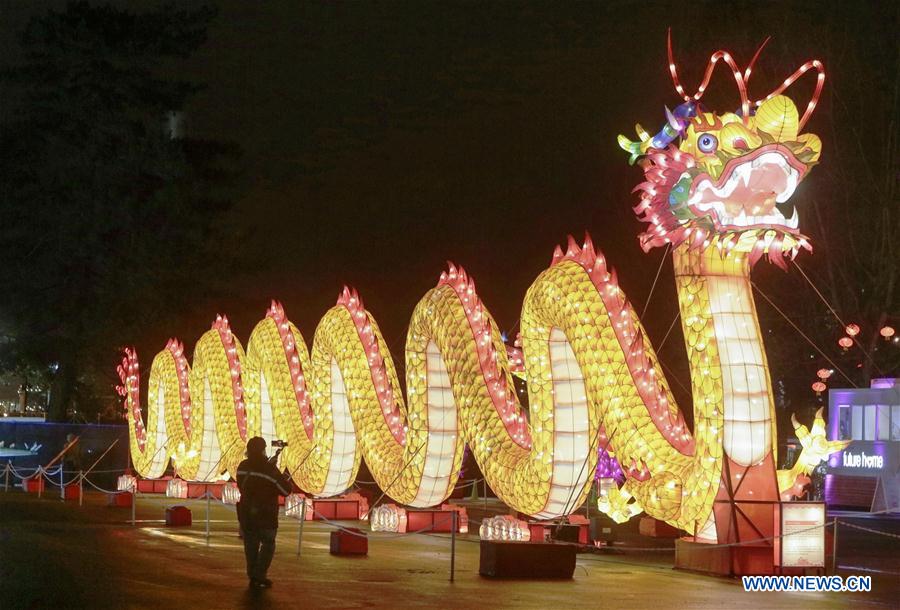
[
  {"left": 24, "top": 477, "right": 44, "bottom": 493},
  {"left": 187, "top": 482, "right": 224, "bottom": 500},
  {"left": 527, "top": 522, "right": 588, "bottom": 545},
  {"left": 137, "top": 478, "right": 170, "bottom": 494},
  {"left": 329, "top": 528, "right": 368, "bottom": 555},
  {"left": 406, "top": 509, "right": 460, "bottom": 533},
  {"left": 108, "top": 492, "right": 133, "bottom": 507},
  {"left": 63, "top": 484, "right": 80, "bottom": 500},
  {"left": 166, "top": 505, "right": 192, "bottom": 526},
  {"left": 314, "top": 499, "right": 360, "bottom": 520}
]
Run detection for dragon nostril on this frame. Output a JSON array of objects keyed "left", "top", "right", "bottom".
[{"left": 733, "top": 137, "right": 748, "bottom": 150}]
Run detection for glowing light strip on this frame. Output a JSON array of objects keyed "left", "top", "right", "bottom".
[
  {"left": 667, "top": 30, "right": 749, "bottom": 120},
  {"left": 165, "top": 339, "right": 192, "bottom": 437},
  {"left": 337, "top": 287, "right": 406, "bottom": 445},
  {"left": 212, "top": 315, "right": 247, "bottom": 440},
  {"left": 117, "top": 348, "right": 146, "bottom": 451},
  {"left": 266, "top": 301, "right": 314, "bottom": 440},
  {"left": 437, "top": 264, "right": 531, "bottom": 449},
  {"left": 755, "top": 60, "right": 825, "bottom": 130}
]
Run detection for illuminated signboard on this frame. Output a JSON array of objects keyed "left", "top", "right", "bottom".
[
  {"left": 842, "top": 450, "right": 884, "bottom": 469},
  {"left": 776, "top": 502, "right": 825, "bottom": 568}
]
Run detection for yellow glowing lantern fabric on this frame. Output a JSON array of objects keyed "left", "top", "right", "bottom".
[{"left": 118, "top": 36, "right": 848, "bottom": 540}]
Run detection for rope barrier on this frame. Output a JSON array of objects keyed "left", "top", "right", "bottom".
[
  {"left": 306, "top": 504, "right": 452, "bottom": 540},
  {"left": 11, "top": 459, "right": 898, "bottom": 567},
  {"left": 40, "top": 468, "right": 81, "bottom": 487},
  {"left": 79, "top": 474, "right": 130, "bottom": 495},
  {"left": 7, "top": 464, "right": 60, "bottom": 480},
  {"left": 837, "top": 520, "right": 900, "bottom": 540}
]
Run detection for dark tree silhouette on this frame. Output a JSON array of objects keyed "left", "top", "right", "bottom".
[
  {"left": 747, "top": 3, "right": 899, "bottom": 419},
  {"left": 0, "top": 2, "right": 239, "bottom": 421}
]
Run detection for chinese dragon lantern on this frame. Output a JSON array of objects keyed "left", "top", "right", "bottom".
[{"left": 117, "top": 34, "right": 849, "bottom": 544}]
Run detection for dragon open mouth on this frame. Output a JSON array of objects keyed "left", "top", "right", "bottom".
[{"left": 686, "top": 145, "right": 808, "bottom": 233}]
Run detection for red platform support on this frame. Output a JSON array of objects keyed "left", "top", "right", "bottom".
[
  {"left": 406, "top": 504, "right": 468, "bottom": 533},
  {"left": 166, "top": 505, "right": 192, "bottom": 526},
  {"left": 311, "top": 498, "right": 361, "bottom": 520},
  {"left": 108, "top": 492, "right": 133, "bottom": 507},
  {"left": 304, "top": 492, "right": 368, "bottom": 521},
  {"left": 675, "top": 454, "right": 812, "bottom": 576},
  {"left": 329, "top": 528, "right": 368, "bottom": 555},
  {"left": 62, "top": 483, "right": 80, "bottom": 501},
  {"left": 186, "top": 481, "right": 225, "bottom": 500},
  {"left": 527, "top": 518, "right": 589, "bottom": 545},
  {"left": 24, "top": 477, "right": 44, "bottom": 493},
  {"left": 137, "top": 477, "right": 171, "bottom": 494}
]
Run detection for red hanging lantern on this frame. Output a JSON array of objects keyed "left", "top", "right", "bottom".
[
  {"left": 845, "top": 323, "right": 860, "bottom": 337},
  {"left": 816, "top": 368, "right": 833, "bottom": 380},
  {"left": 838, "top": 336, "right": 853, "bottom": 350},
  {"left": 881, "top": 326, "right": 895, "bottom": 339},
  {"left": 811, "top": 381, "right": 826, "bottom": 395}
]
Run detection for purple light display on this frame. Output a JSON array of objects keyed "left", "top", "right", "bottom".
[{"left": 596, "top": 448, "right": 625, "bottom": 482}]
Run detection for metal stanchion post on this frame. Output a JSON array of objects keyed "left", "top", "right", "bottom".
[
  {"left": 37, "top": 467, "right": 43, "bottom": 499},
  {"left": 60, "top": 463, "right": 65, "bottom": 500},
  {"left": 131, "top": 488, "right": 137, "bottom": 526},
  {"left": 297, "top": 500, "right": 307, "bottom": 556},
  {"left": 832, "top": 518, "right": 839, "bottom": 574},
  {"left": 4, "top": 462, "right": 9, "bottom": 492},
  {"left": 206, "top": 492, "right": 211, "bottom": 544},
  {"left": 79, "top": 471, "right": 83, "bottom": 507},
  {"left": 450, "top": 511, "right": 457, "bottom": 582}
]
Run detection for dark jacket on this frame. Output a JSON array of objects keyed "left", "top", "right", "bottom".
[{"left": 236, "top": 455, "right": 292, "bottom": 531}]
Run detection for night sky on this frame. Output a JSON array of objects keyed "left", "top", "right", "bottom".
[{"left": 2, "top": 1, "right": 893, "bottom": 407}]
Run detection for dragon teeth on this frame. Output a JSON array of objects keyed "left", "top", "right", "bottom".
[{"left": 775, "top": 170, "right": 799, "bottom": 203}]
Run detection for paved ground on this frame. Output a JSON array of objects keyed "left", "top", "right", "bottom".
[{"left": 1, "top": 490, "right": 897, "bottom": 609}]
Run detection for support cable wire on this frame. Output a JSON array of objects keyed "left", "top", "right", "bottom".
[
  {"left": 792, "top": 260, "right": 885, "bottom": 376},
  {"left": 640, "top": 244, "right": 671, "bottom": 319},
  {"left": 751, "top": 281, "right": 857, "bottom": 387}
]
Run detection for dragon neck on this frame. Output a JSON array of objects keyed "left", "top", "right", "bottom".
[{"left": 673, "top": 242, "right": 777, "bottom": 469}]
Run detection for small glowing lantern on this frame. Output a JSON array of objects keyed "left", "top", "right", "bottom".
[
  {"left": 838, "top": 336, "right": 853, "bottom": 350},
  {"left": 816, "top": 368, "right": 832, "bottom": 380},
  {"left": 881, "top": 326, "right": 895, "bottom": 339},
  {"left": 811, "top": 381, "right": 826, "bottom": 395},
  {"left": 844, "top": 324, "right": 860, "bottom": 337},
  {"left": 116, "top": 474, "right": 137, "bottom": 493}
]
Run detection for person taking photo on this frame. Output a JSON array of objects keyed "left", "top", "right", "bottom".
[{"left": 236, "top": 437, "right": 292, "bottom": 589}]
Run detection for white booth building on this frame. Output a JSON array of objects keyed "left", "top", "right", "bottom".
[{"left": 826, "top": 379, "right": 900, "bottom": 512}]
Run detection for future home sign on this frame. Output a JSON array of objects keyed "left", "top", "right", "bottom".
[{"left": 841, "top": 450, "right": 884, "bottom": 469}]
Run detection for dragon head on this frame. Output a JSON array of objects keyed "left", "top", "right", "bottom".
[{"left": 619, "top": 34, "right": 825, "bottom": 267}]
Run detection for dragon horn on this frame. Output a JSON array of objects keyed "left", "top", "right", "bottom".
[
  {"left": 617, "top": 134, "right": 643, "bottom": 165},
  {"left": 665, "top": 106, "right": 682, "bottom": 132},
  {"left": 743, "top": 36, "right": 771, "bottom": 83}
]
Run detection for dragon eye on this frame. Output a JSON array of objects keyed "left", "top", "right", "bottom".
[{"left": 697, "top": 133, "right": 718, "bottom": 153}]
